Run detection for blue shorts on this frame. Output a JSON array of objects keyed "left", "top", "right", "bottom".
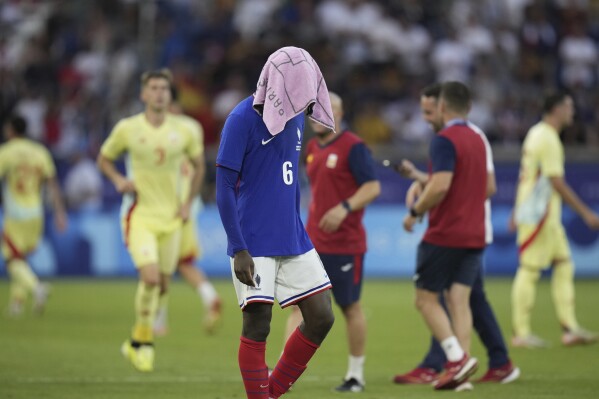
[
  {"left": 319, "top": 253, "right": 364, "bottom": 307},
  {"left": 414, "top": 241, "right": 483, "bottom": 293}
]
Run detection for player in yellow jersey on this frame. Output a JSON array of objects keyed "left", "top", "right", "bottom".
[
  {"left": 511, "top": 92, "right": 599, "bottom": 348},
  {"left": 153, "top": 89, "right": 222, "bottom": 336},
  {"left": 97, "top": 69, "right": 203, "bottom": 372},
  {"left": 0, "top": 115, "right": 67, "bottom": 316}
]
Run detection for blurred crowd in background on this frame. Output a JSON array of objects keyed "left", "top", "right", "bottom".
[{"left": 1, "top": 0, "right": 599, "bottom": 209}]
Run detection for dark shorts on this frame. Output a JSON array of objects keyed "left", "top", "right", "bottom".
[
  {"left": 319, "top": 253, "right": 364, "bottom": 307},
  {"left": 414, "top": 241, "right": 483, "bottom": 292}
]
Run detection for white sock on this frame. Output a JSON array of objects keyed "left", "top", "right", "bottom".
[
  {"left": 197, "top": 281, "right": 218, "bottom": 309},
  {"left": 441, "top": 336, "right": 464, "bottom": 362},
  {"left": 344, "top": 355, "right": 365, "bottom": 385}
]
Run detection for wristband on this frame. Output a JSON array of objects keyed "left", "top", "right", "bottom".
[
  {"left": 410, "top": 206, "right": 420, "bottom": 218},
  {"left": 341, "top": 200, "right": 352, "bottom": 212}
]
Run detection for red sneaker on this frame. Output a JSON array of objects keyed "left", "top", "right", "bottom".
[
  {"left": 393, "top": 367, "right": 439, "bottom": 384},
  {"left": 477, "top": 361, "right": 521, "bottom": 384},
  {"left": 434, "top": 354, "right": 478, "bottom": 390}
]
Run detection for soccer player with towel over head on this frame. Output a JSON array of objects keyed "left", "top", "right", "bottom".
[{"left": 216, "top": 47, "right": 336, "bottom": 399}]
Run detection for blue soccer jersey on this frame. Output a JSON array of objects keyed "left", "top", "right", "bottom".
[{"left": 216, "top": 96, "right": 313, "bottom": 257}]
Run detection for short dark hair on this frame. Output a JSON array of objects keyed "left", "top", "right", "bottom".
[
  {"left": 421, "top": 83, "right": 442, "bottom": 99},
  {"left": 140, "top": 68, "right": 173, "bottom": 87},
  {"left": 7, "top": 114, "right": 27, "bottom": 136},
  {"left": 440, "top": 81, "right": 471, "bottom": 114},
  {"left": 542, "top": 91, "right": 570, "bottom": 114}
]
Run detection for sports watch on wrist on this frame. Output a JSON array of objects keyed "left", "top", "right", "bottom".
[
  {"left": 409, "top": 206, "right": 420, "bottom": 218},
  {"left": 341, "top": 200, "right": 352, "bottom": 212}
]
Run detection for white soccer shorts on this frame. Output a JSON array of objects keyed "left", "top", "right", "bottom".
[{"left": 230, "top": 248, "right": 332, "bottom": 310}]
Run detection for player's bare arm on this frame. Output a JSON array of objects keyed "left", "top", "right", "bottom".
[
  {"left": 404, "top": 171, "right": 453, "bottom": 232},
  {"left": 487, "top": 171, "right": 497, "bottom": 198},
  {"left": 46, "top": 176, "right": 68, "bottom": 232},
  {"left": 96, "top": 154, "right": 136, "bottom": 194},
  {"left": 179, "top": 152, "right": 205, "bottom": 221},
  {"left": 550, "top": 176, "right": 599, "bottom": 229},
  {"left": 397, "top": 159, "right": 429, "bottom": 186},
  {"left": 319, "top": 180, "right": 381, "bottom": 233},
  {"left": 406, "top": 181, "right": 423, "bottom": 208}
]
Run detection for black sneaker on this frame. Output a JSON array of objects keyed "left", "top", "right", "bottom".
[{"left": 334, "top": 378, "right": 364, "bottom": 392}]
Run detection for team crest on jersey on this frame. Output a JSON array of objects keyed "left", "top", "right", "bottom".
[
  {"left": 296, "top": 128, "right": 302, "bottom": 151},
  {"left": 326, "top": 153, "right": 338, "bottom": 168}
]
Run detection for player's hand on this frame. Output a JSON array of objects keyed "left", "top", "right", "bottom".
[
  {"left": 396, "top": 159, "right": 417, "bottom": 179},
  {"left": 178, "top": 202, "right": 191, "bottom": 222},
  {"left": 406, "top": 181, "right": 423, "bottom": 208},
  {"left": 583, "top": 211, "right": 599, "bottom": 230},
  {"left": 403, "top": 213, "right": 417, "bottom": 232},
  {"left": 54, "top": 211, "right": 68, "bottom": 232},
  {"left": 234, "top": 250, "right": 256, "bottom": 287},
  {"left": 319, "top": 204, "right": 348, "bottom": 233},
  {"left": 115, "top": 176, "right": 136, "bottom": 195}
]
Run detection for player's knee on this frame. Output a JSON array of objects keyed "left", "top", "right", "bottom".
[
  {"left": 242, "top": 303, "right": 272, "bottom": 341},
  {"left": 242, "top": 321, "right": 270, "bottom": 341},
  {"left": 305, "top": 307, "right": 335, "bottom": 337},
  {"left": 141, "top": 277, "right": 160, "bottom": 287},
  {"left": 340, "top": 301, "right": 361, "bottom": 318},
  {"left": 159, "top": 283, "right": 168, "bottom": 296},
  {"left": 414, "top": 294, "right": 433, "bottom": 313},
  {"left": 517, "top": 265, "right": 542, "bottom": 281}
]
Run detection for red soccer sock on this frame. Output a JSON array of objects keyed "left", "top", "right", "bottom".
[
  {"left": 269, "top": 327, "right": 319, "bottom": 398},
  {"left": 239, "top": 336, "right": 269, "bottom": 399}
]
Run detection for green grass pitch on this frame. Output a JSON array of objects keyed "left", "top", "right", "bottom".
[{"left": 1, "top": 278, "right": 598, "bottom": 398}]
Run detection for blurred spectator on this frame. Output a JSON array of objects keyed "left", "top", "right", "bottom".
[
  {"left": 559, "top": 23, "right": 597, "bottom": 89},
  {"left": 64, "top": 151, "right": 103, "bottom": 211},
  {"left": 430, "top": 28, "right": 473, "bottom": 83},
  {"left": 1, "top": 0, "right": 599, "bottom": 209}
]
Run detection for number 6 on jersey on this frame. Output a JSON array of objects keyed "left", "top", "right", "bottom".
[{"left": 283, "top": 161, "right": 293, "bottom": 185}]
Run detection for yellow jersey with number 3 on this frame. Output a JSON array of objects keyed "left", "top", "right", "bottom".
[
  {"left": 100, "top": 113, "right": 200, "bottom": 228},
  {"left": 515, "top": 121, "right": 564, "bottom": 227},
  {"left": 0, "top": 138, "right": 56, "bottom": 220}
]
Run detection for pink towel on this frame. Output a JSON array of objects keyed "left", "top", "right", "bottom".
[{"left": 253, "top": 46, "right": 335, "bottom": 136}]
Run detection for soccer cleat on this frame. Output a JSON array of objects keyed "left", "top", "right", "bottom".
[
  {"left": 511, "top": 334, "right": 550, "bottom": 349},
  {"left": 334, "top": 377, "right": 364, "bottom": 392},
  {"left": 454, "top": 381, "right": 474, "bottom": 392},
  {"left": 120, "top": 340, "right": 154, "bottom": 372},
  {"left": 33, "top": 283, "right": 51, "bottom": 315},
  {"left": 204, "top": 298, "right": 222, "bottom": 334},
  {"left": 393, "top": 367, "right": 439, "bottom": 384},
  {"left": 476, "top": 361, "right": 521, "bottom": 383},
  {"left": 561, "top": 329, "right": 598, "bottom": 346},
  {"left": 434, "top": 354, "right": 478, "bottom": 390}
]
